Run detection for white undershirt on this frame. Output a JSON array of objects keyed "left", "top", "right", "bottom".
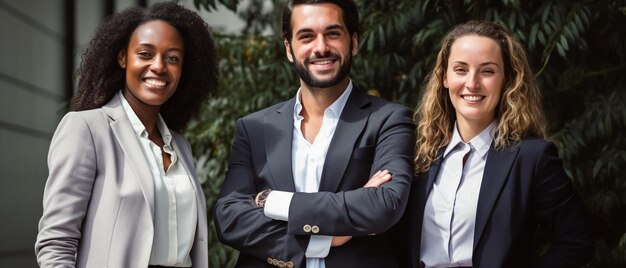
[
  {"left": 264, "top": 81, "right": 353, "bottom": 268},
  {"left": 120, "top": 91, "right": 197, "bottom": 267},
  {"left": 420, "top": 121, "right": 495, "bottom": 267}
]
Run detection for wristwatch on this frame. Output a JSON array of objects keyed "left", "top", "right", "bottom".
[{"left": 256, "top": 189, "right": 272, "bottom": 208}]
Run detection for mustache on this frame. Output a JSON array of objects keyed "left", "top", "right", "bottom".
[{"left": 305, "top": 52, "right": 340, "bottom": 63}]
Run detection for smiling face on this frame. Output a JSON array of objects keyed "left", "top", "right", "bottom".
[
  {"left": 444, "top": 35, "right": 505, "bottom": 131},
  {"left": 118, "top": 19, "right": 184, "bottom": 109},
  {"left": 284, "top": 3, "right": 358, "bottom": 90}
]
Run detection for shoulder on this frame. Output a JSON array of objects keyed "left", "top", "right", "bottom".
[
  {"left": 352, "top": 89, "right": 413, "bottom": 121},
  {"left": 516, "top": 136, "right": 557, "bottom": 155},
  {"left": 57, "top": 108, "right": 109, "bottom": 130},
  {"left": 507, "top": 136, "right": 562, "bottom": 170},
  {"left": 360, "top": 94, "right": 413, "bottom": 125}
]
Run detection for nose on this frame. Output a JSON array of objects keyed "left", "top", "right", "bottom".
[
  {"left": 465, "top": 72, "right": 480, "bottom": 90},
  {"left": 313, "top": 35, "right": 329, "bottom": 55},
  {"left": 150, "top": 55, "right": 167, "bottom": 74}
]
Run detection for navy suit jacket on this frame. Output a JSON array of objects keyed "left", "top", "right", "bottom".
[
  {"left": 214, "top": 87, "right": 415, "bottom": 268},
  {"left": 394, "top": 137, "right": 594, "bottom": 268}
]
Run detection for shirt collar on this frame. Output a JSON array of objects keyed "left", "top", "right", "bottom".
[
  {"left": 471, "top": 121, "right": 496, "bottom": 158},
  {"left": 443, "top": 120, "right": 496, "bottom": 158},
  {"left": 293, "top": 80, "right": 354, "bottom": 120},
  {"left": 119, "top": 91, "right": 172, "bottom": 146}
]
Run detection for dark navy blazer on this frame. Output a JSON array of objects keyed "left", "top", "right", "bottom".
[{"left": 394, "top": 137, "right": 594, "bottom": 268}]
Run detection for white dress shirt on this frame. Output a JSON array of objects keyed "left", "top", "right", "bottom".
[
  {"left": 120, "top": 92, "right": 197, "bottom": 267},
  {"left": 264, "top": 82, "right": 353, "bottom": 268},
  {"left": 420, "top": 121, "right": 495, "bottom": 267}
]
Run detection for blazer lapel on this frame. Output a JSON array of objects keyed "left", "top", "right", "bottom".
[
  {"left": 264, "top": 99, "right": 297, "bottom": 191},
  {"left": 171, "top": 136, "right": 203, "bottom": 202},
  {"left": 103, "top": 94, "right": 155, "bottom": 219},
  {"left": 409, "top": 154, "right": 443, "bottom": 264},
  {"left": 319, "top": 88, "right": 369, "bottom": 192},
  {"left": 473, "top": 144, "right": 520, "bottom": 249},
  {"left": 421, "top": 155, "right": 443, "bottom": 210}
]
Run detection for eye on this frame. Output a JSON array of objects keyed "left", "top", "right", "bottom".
[
  {"left": 165, "top": 55, "right": 181, "bottom": 63},
  {"left": 482, "top": 69, "right": 496, "bottom": 75},
  {"left": 298, "top": 34, "right": 314, "bottom": 42},
  {"left": 137, "top": 51, "right": 152, "bottom": 58},
  {"left": 453, "top": 67, "right": 467, "bottom": 74},
  {"left": 327, "top": 31, "right": 341, "bottom": 38}
]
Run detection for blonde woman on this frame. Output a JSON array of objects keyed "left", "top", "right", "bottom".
[{"left": 395, "top": 20, "right": 594, "bottom": 267}]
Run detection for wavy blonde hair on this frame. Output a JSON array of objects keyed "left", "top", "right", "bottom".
[{"left": 414, "top": 20, "right": 547, "bottom": 174}]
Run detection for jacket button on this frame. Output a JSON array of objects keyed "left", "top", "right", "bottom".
[
  {"left": 267, "top": 257, "right": 273, "bottom": 264},
  {"left": 286, "top": 261, "right": 294, "bottom": 268},
  {"left": 311, "top": 225, "right": 320, "bottom": 234},
  {"left": 303, "top": 224, "right": 312, "bottom": 233}
]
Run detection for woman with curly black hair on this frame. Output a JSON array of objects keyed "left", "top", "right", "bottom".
[{"left": 35, "top": 2, "right": 217, "bottom": 268}]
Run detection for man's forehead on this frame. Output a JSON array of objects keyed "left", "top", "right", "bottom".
[{"left": 290, "top": 3, "right": 346, "bottom": 31}]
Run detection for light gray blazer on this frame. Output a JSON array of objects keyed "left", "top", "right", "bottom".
[{"left": 35, "top": 94, "right": 209, "bottom": 268}]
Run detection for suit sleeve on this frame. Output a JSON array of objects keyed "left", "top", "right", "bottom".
[
  {"left": 35, "top": 112, "right": 97, "bottom": 268},
  {"left": 532, "top": 142, "right": 594, "bottom": 267},
  {"left": 214, "top": 118, "right": 308, "bottom": 265},
  {"left": 287, "top": 107, "right": 415, "bottom": 235}
]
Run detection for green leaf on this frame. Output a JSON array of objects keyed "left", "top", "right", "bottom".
[
  {"left": 541, "top": 3, "right": 552, "bottom": 23},
  {"left": 538, "top": 30, "right": 546, "bottom": 46},
  {"left": 560, "top": 35, "right": 568, "bottom": 50},
  {"left": 529, "top": 24, "right": 539, "bottom": 48}
]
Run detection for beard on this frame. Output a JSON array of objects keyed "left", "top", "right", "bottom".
[{"left": 291, "top": 49, "right": 352, "bottom": 89}]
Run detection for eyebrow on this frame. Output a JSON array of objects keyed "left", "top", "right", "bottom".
[
  {"left": 137, "top": 43, "right": 184, "bottom": 53},
  {"left": 451, "top": 61, "right": 500, "bottom": 67},
  {"left": 295, "top": 24, "right": 346, "bottom": 36}
]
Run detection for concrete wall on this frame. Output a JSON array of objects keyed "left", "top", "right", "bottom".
[{"left": 0, "top": 0, "right": 71, "bottom": 266}]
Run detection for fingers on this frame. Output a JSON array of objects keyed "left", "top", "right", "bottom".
[
  {"left": 331, "top": 236, "right": 352, "bottom": 247},
  {"left": 364, "top": 169, "right": 391, "bottom": 188}
]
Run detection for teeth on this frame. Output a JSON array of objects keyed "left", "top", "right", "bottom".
[
  {"left": 313, "top": 60, "right": 332, "bottom": 65},
  {"left": 463, "top": 95, "right": 483, "bottom": 102},
  {"left": 145, "top": 79, "right": 166, "bottom": 86}
]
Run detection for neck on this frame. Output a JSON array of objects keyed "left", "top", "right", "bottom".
[
  {"left": 299, "top": 78, "right": 349, "bottom": 116},
  {"left": 456, "top": 117, "right": 493, "bottom": 142},
  {"left": 123, "top": 89, "right": 161, "bottom": 135}
]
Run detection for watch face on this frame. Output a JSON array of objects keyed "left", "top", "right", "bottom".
[{"left": 257, "top": 189, "right": 271, "bottom": 207}]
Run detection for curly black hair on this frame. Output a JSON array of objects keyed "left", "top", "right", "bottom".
[{"left": 73, "top": 1, "right": 218, "bottom": 131}]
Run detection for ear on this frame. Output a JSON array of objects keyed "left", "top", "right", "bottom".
[
  {"left": 442, "top": 71, "right": 449, "bottom": 89},
  {"left": 351, "top": 32, "right": 359, "bottom": 56},
  {"left": 117, "top": 49, "right": 127, "bottom": 68},
  {"left": 284, "top": 39, "right": 294, "bottom": 63}
]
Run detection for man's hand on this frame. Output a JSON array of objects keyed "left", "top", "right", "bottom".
[
  {"left": 331, "top": 170, "right": 392, "bottom": 247},
  {"left": 364, "top": 170, "right": 392, "bottom": 188},
  {"left": 331, "top": 236, "right": 352, "bottom": 246}
]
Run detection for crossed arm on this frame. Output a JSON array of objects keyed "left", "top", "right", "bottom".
[{"left": 214, "top": 107, "right": 415, "bottom": 262}]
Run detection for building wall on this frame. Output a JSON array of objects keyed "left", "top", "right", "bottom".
[
  {"left": 0, "top": 0, "right": 70, "bottom": 266},
  {"left": 0, "top": 0, "right": 242, "bottom": 266}
]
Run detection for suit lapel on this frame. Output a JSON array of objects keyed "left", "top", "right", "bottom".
[
  {"left": 319, "top": 89, "right": 369, "bottom": 192},
  {"left": 171, "top": 136, "right": 203, "bottom": 204},
  {"left": 103, "top": 94, "right": 155, "bottom": 219},
  {"left": 422, "top": 156, "right": 443, "bottom": 209},
  {"left": 473, "top": 144, "right": 520, "bottom": 249},
  {"left": 409, "top": 155, "right": 443, "bottom": 264},
  {"left": 264, "top": 99, "right": 297, "bottom": 191}
]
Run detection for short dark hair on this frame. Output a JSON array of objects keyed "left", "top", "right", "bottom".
[
  {"left": 281, "top": 0, "right": 359, "bottom": 42},
  {"left": 73, "top": 2, "right": 218, "bottom": 131}
]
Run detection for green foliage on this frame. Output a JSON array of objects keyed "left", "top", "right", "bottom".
[
  {"left": 184, "top": 32, "right": 297, "bottom": 266},
  {"left": 190, "top": 0, "right": 626, "bottom": 267}
]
